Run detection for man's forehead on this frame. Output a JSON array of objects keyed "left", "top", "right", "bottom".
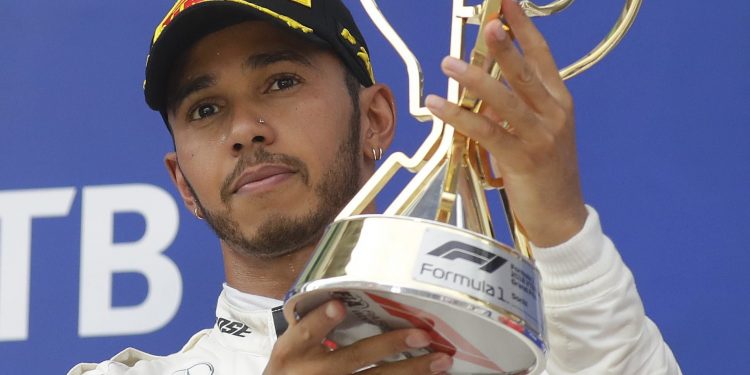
[
  {"left": 175, "top": 23, "right": 324, "bottom": 90},
  {"left": 182, "top": 21, "right": 322, "bottom": 69},
  {"left": 169, "top": 21, "right": 324, "bottom": 91}
]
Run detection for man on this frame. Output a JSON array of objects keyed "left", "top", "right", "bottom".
[{"left": 69, "top": 0, "right": 682, "bottom": 374}]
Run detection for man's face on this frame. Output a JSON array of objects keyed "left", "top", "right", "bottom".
[{"left": 166, "top": 21, "right": 363, "bottom": 259}]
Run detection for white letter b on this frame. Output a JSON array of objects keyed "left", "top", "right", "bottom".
[{"left": 79, "top": 184, "right": 182, "bottom": 337}]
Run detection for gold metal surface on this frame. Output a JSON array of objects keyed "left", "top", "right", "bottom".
[
  {"left": 519, "top": 0, "right": 574, "bottom": 17},
  {"left": 287, "top": 1, "right": 642, "bottom": 373},
  {"left": 343, "top": 0, "right": 642, "bottom": 255}
]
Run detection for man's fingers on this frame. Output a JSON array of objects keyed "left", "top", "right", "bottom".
[
  {"left": 359, "top": 352, "right": 453, "bottom": 375},
  {"left": 330, "top": 328, "right": 435, "bottom": 374},
  {"left": 282, "top": 300, "right": 345, "bottom": 352},
  {"left": 437, "top": 57, "right": 540, "bottom": 139},
  {"left": 426, "top": 94, "right": 522, "bottom": 147},
  {"left": 268, "top": 307, "right": 449, "bottom": 375},
  {"left": 441, "top": 55, "right": 524, "bottom": 126},
  {"left": 482, "top": 18, "right": 557, "bottom": 114},
  {"left": 497, "top": 0, "right": 568, "bottom": 100}
]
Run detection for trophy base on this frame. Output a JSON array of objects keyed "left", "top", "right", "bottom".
[{"left": 285, "top": 215, "right": 547, "bottom": 374}]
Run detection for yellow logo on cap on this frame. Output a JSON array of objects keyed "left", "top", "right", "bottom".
[
  {"left": 290, "top": 0, "right": 312, "bottom": 7},
  {"left": 340, "top": 28, "right": 374, "bottom": 84},
  {"left": 357, "top": 47, "right": 375, "bottom": 84},
  {"left": 340, "top": 28, "right": 357, "bottom": 45},
  {"left": 227, "top": 0, "right": 313, "bottom": 33}
]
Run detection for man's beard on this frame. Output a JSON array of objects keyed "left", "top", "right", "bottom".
[{"left": 183, "top": 111, "right": 361, "bottom": 259}]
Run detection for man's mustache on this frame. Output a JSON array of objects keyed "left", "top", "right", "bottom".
[{"left": 220, "top": 148, "right": 310, "bottom": 203}]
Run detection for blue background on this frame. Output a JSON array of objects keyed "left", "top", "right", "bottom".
[{"left": 1, "top": 0, "right": 748, "bottom": 373}]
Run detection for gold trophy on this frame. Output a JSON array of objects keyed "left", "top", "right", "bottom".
[{"left": 285, "top": 1, "right": 641, "bottom": 373}]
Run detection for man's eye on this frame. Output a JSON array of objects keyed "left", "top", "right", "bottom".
[
  {"left": 268, "top": 76, "right": 300, "bottom": 92},
  {"left": 189, "top": 104, "right": 219, "bottom": 120}
]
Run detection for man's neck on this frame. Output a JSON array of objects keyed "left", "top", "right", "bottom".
[
  {"left": 221, "top": 203, "right": 376, "bottom": 300},
  {"left": 221, "top": 243, "right": 318, "bottom": 300}
]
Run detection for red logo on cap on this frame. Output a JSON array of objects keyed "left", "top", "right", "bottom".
[{"left": 153, "top": 0, "right": 211, "bottom": 43}]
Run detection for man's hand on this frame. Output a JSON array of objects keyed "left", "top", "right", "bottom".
[
  {"left": 264, "top": 300, "right": 453, "bottom": 375},
  {"left": 425, "top": 0, "right": 588, "bottom": 247}
]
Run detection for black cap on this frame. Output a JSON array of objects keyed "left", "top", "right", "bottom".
[{"left": 144, "top": 0, "right": 375, "bottom": 113}]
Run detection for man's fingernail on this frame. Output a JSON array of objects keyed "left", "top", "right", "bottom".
[
  {"left": 492, "top": 19, "right": 507, "bottom": 41},
  {"left": 430, "top": 354, "right": 453, "bottom": 373},
  {"left": 442, "top": 56, "right": 468, "bottom": 75},
  {"left": 425, "top": 95, "right": 446, "bottom": 111},
  {"left": 325, "top": 302, "right": 340, "bottom": 319},
  {"left": 405, "top": 331, "right": 431, "bottom": 348}
]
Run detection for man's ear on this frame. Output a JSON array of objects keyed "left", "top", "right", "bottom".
[
  {"left": 359, "top": 83, "right": 396, "bottom": 160},
  {"left": 164, "top": 152, "right": 199, "bottom": 214}
]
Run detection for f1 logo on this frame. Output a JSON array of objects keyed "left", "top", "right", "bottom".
[{"left": 427, "top": 241, "right": 507, "bottom": 273}]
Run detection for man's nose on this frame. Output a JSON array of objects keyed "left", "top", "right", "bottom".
[{"left": 226, "top": 105, "right": 276, "bottom": 155}]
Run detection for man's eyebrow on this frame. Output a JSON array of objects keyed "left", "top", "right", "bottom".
[
  {"left": 243, "top": 50, "right": 315, "bottom": 70},
  {"left": 168, "top": 51, "right": 313, "bottom": 113},
  {"left": 169, "top": 74, "right": 216, "bottom": 114}
]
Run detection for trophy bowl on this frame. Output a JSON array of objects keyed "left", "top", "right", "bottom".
[{"left": 285, "top": 215, "right": 545, "bottom": 374}]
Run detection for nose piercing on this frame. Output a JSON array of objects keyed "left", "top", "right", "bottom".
[{"left": 257, "top": 117, "right": 266, "bottom": 125}]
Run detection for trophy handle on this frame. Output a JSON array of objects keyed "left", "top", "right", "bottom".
[
  {"left": 521, "top": 0, "right": 643, "bottom": 80},
  {"left": 359, "top": 0, "right": 641, "bottom": 127},
  {"left": 359, "top": 0, "right": 434, "bottom": 123},
  {"left": 519, "top": 0, "right": 574, "bottom": 17}
]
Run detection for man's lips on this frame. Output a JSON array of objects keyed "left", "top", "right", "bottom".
[{"left": 232, "top": 165, "right": 296, "bottom": 194}]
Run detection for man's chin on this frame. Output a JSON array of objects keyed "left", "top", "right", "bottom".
[
  {"left": 227, "top": 234, "right": 321, "bottom": 261},
  {"left": 209, "top": 210, "right": 331, "bottom": 260}
]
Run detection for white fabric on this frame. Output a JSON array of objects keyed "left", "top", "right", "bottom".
[
  {"left": 67, "top": 206, "right": 682, "bottom": 375},
  {"left": 224, "top": 283, "right": 280, "bottom": 310},
  {"left": 531, "top": 207, "right": 682, "bottom": 375}
]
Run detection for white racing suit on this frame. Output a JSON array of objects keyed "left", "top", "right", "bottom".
[{"left": 68, "top": 207, "right": 682, "bottom": 374}]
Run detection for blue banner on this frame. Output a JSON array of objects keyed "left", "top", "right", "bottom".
[{"left": 0, "top": 1, "right": 748, "bottom": 373}]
